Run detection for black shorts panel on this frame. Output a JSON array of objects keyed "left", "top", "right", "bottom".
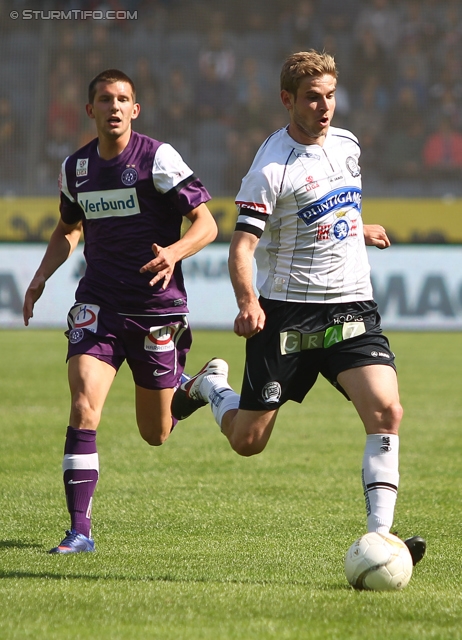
[{"left": 239, "top": 298, "right": 396, "bottom": 411}]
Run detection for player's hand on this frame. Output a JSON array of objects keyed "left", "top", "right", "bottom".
[
  {"left": 139, "top": 243, "right": 177, "bottom": 289},
  {"left": 234, "top": 299, "right": 266, "bottom": 338},
  {"left": 364, "top": 224, "right": 391, "bottom": 250},
  {"left": 23, "top": 275, "right": 46, "bottom": 326}
]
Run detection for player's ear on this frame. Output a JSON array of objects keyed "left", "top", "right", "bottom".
[
  {"left": 131, "top": 102, "right": 141, "bottom": 120},
  {"left": 86, "top": 103, "right": 95, "bottom": 119},
  {"left": 280, "top": 90, "right": 293, "bottom": 111}
]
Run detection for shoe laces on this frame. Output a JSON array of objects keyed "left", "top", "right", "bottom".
[{"left": 61, "top": 530, "right": 81, "bottom": 545}]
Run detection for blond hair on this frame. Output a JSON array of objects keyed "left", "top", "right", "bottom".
[{"left": 280, "top": 50, "right": 337, "bottom": 95}]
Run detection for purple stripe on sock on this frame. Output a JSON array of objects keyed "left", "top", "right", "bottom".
[{"left": 64, "top": 426, "right": 97, "bottom": 455}]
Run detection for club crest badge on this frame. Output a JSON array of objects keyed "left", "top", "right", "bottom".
[
  {"left": 346, "top": 156, "right": 361, "bottom": 178},
  {"left": 121, "top": 167, "right": 138, "bottom": 186},
  {"left": 262, "top": 381, "right": 282, "bottom": 404}
]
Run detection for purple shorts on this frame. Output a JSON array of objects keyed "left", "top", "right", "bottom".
[{"left": 66, "top": 303, "right": 192, "bottom": 390}]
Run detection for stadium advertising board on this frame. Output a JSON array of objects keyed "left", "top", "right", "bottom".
[
  {"left": 1, "top": 197, "right": 462, "bottom": 244},
  {"left": 1, "top": 245, "right": 461, "bottom": 330}
]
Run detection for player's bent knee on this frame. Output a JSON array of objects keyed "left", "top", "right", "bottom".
[
  {"left": 141, "top": 433, "right": 168, "bottom": 447},
  {"left": 228, "top": 410, "right": 276, "bottom": 457},
  {"left": 137, "top": 419, "right": 171, "bottom": 446},
  {"left": 231, "top": 435, "right": 267, "bottom": 457}
]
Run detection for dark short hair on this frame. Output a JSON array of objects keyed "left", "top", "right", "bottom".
[
  {"left": 88, "top": 69, "right": 136, "bottom": 103},
  {"left": 280, "top": 50, "right": 337, "bottom": 95}
]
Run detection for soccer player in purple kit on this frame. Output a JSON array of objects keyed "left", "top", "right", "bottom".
[{"left": 23, "top": 69, "right": 217, "bottom": 554}]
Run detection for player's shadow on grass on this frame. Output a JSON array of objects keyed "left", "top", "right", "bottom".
[
  {"left": 0, "top": 567, "right": 350, "bottom": 589},
  {"left": 0, "top": 540, "right": 42, "bottom": 550},
  {"left": 0, "top": 570, "right": 102, "bottom": 580}
]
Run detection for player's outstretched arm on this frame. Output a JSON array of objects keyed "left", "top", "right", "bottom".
[
  {"left": 229, "top": 230, "right": 266, "bottom": 339},
  {"left": 23, "top": 219, "right": 82, "bottom": 326},
  {"left": 363, "top": 224, "right": 391, "bottom": 249},
  {"left": 139, "top": 202, "right": 217, "bottom": 289}
]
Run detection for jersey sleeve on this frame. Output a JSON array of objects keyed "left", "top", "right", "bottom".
[
  {"left": 234, "top": 168, "right": 274, "bottom": 237},
  {"left": 59, "top": 157, "right": 84, "bottom": 224},
  {"left": 152, "top": 143, "right": 211, "bottom": 216}
]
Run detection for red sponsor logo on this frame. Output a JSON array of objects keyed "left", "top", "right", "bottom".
[
  {"left": 148, "top": 327, "right": 174, "bottom": 346},
  {"left": 305, "top": 176, "right": 319, "bottom": 191},
  {"left": 236, "top": 200, "right": 267, "bottom": 214},
  {"left": 74, "top": 309, "right": 97, "bottom": 327}
]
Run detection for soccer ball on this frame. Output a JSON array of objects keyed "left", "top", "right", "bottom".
[{"left": 344, "top": 532, "right": 413, "bottom": 591}]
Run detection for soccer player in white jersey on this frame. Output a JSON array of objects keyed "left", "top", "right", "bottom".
[{"left": 172, "top": 50, "right": 426, "bottom": 566}]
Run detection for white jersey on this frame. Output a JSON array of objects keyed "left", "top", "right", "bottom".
[{"left": 235, "top": 126, "right": 373, "bottom": 303}]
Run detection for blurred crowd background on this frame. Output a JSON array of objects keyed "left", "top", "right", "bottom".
[{"left": 1, "top": 0, "right": 462, "bottom": 199}]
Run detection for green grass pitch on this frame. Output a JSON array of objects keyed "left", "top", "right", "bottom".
[{"left": 0, "top": 329, "right": 461, "bottom": 639}]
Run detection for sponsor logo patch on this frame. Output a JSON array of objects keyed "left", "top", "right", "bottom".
[
  {"left": 76, "top": 158, "right": 89, "bottom": 177},
  {"left": 69, "top": 304, "right": 100, "bottom": 333},
  {"left": 333, "top": 313, "right": 364, "bottom": 325},
  {"left": 317, "top": 220, "right": 357, "bottom": 241},
  {"left": 305, "top": 175, "right": 320, "bottom": 192},
  {"left": 77, "top": 188, "right": 141, "bottom": 219},
  {"left": 317, "top": 224, "right": 331, "bottom": 241},
  {"left": 145, "top": 324, "right": 180, "bottom": 353},
  {"left": 280, "top": 321, "right": 366, "bottom": 354},
  {"left": 371, "top": 350, "right": 390, "bottom": 359},
  {"left": 297, "top": 187, "right": 362, "bottom": 226},
  {"left": 329, "top": 172, "right": 343, "bottom": 184},
  {"left": 294, "top": 151, "right": 321, "bottom": 160},
  {"left": 380, "top": 436, "right": 392, "bottom": 452},
  {"left": 153, "top": 369, "right": 170, "bottom": 377}
]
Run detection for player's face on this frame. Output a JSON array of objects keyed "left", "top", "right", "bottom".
[
  {"left": 86, "top": 81, "right": 140, "bottom": 140},
  {"left": 281, "top": 74, "right": 336, "bottom": 146}
]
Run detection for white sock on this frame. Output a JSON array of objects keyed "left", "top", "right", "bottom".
[
  {"left": 362, "top": 434, "right": 399, "bottom": 534},
  {"left": 200, "top": 375, "right": 240, "bottom": 429}
]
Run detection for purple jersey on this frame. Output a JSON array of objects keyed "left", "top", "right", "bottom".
[{"left": 59, "top": 131, "right": 211, "bottom": 315}]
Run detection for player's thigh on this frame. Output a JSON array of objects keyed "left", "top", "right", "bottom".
[
  {"left": 228, "top": 408, "right": 279, "bottom": 455},
  {"left": 240, "top": 300, "right": 320, "bottom": 410},
  {"left": 337, "top": 364, "right": 402, "bottom": 434},
  {"left": 68, "top": 354, "right": 117, "bottom": 428},
  {"left": 135, "top": 385, "right": 175, "bottom": 445}
]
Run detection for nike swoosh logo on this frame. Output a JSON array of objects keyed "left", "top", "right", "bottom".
[
  {"left": 153, "top": 369, "right": 171, "bottom": 376},
  {"left": 68, "top": 479, "right": 93, "bottom": 485},
  {"left": 76, "top": 179, "right": 89, "bottom": 187}
]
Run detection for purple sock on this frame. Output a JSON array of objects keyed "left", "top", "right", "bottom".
[{"left": 62, "top": 426, "right": 99, "bottom": 538}]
